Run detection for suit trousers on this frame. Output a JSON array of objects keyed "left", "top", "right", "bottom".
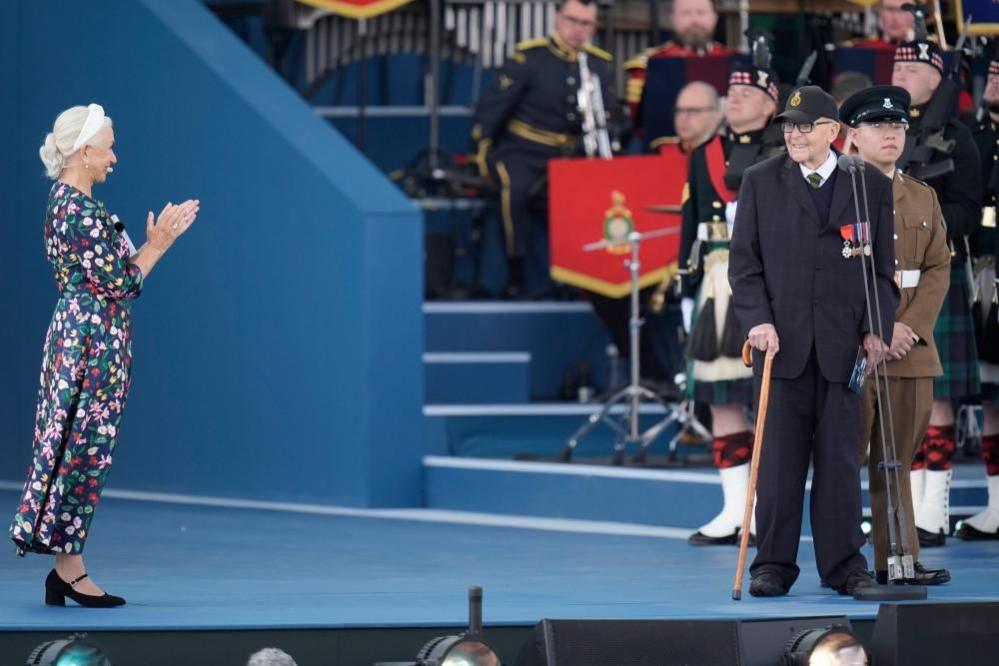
[
  {"left": 750, "top": 347, "right": 868, "bottom": 590},
  {"left": 860, "top": 375, "right": 931, "bottom": 570}
]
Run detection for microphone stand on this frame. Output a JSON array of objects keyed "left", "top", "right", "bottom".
[{"left": 840, "top": 155, "right": 926, "bottom": 601}]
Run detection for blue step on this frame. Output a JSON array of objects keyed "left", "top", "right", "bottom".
[
  {"left": 424, "top": 302, "right": 613, "bottom": 399},
  {"left": 422, "top": 402, "right": 695, "bottom": 458},
  {"left": 423, "top": 456, "right": 989, "bottom": 536},
  {"left": 424, "top": 352, "right": 531, "bottom": 403}
]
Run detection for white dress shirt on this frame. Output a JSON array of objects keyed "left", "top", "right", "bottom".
[{"left": 799, "top": 150, "right": 838, "bottom": 188}]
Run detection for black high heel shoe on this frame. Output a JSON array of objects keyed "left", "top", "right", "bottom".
[{"left": 45, "top": 569, "right": 126, "bottom": 608}]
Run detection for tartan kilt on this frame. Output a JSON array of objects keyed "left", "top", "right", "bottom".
[
  {"left": 689, "top": 370, "right": 754, "bottom": 405},
  {"left": 932, "top": 264, "right": 981, "bottom": 400},
  {"left": 684, "top": 246, "right": 753, "bottom": 406}
]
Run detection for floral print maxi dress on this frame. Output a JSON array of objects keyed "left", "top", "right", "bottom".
[{"left": 10, "top": 182, "right": 143, "bottom": 556}]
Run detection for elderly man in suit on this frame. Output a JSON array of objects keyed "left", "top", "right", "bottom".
[{"left": 729, "top": 86, "right": 898, "bottom": 597}]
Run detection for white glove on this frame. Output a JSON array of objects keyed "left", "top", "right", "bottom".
[{"left": 681, "top": 297, "right": 695, "bottom": 334}]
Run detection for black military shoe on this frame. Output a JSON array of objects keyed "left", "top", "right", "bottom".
[
  {"left": 688, "top": 530, "right": 736, "bottom": 546},
  {"left": 749, "top": 571, "right": 789, "bottom": 597},
  {"left": 917, "top": 527, "right": 946, "bottom": 547},
  {"left": 875, "top": 562, "right": 950, "bottom": 585},
  {"left": 687, "top": 528, "right": 756, "bottom": 547},
  {"left": 912, "top": 561, "right": 950, "bottom": 585},
  {"left": 836, "top": 569, "right": 878, "bottom": 596},
  {"left": 955, "top": 522, "right": 999, "bottom": 541}
]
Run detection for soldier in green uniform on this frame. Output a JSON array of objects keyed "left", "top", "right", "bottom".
[{"left": 842, "top": 85, "right": 951, "bottom": 584}]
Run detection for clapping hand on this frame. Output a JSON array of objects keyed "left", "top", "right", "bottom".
[{"left": 146, "top": 200, "right": 199, "bottom": 252}]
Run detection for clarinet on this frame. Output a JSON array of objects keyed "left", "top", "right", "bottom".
[{"left": 577, "top": 51, "right": 613, "bottom": 160}]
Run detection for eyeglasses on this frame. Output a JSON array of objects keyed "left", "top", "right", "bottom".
[
  {"left": 781, "top": 120, "right": 838, "bottom": 134},
  {"left": 859, "top": 121, "right": 908, "bottom": 131},
  {"left": 675, "top": 106, "right": 717, "bottom": 116}
]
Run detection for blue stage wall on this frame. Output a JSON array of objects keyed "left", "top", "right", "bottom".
[{"left": 0, "top": 0, "right": 424, "bottom": 507}]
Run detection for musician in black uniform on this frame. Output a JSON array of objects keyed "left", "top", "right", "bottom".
[
  {"left": 681, "top": 62, "right": 784, "bottom": 546},
  {"left": 471, "top": 0, "right": 621, "bottom": 298},
  {"left": 957, "top": 55, "right": 999, "bottom": 540},
  {"left": 892, "top": 37, "right": 983, "bottom": 545},
  {"left": 729, "top": 86, "right": 896, "bottom": 597}
]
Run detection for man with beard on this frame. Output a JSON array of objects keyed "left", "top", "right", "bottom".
[
  {"left": 892, "top": 35, "right": 983, "bottom": 547},
  {"left": 624, "top": 0, "right": 733, "bottom": 129}
]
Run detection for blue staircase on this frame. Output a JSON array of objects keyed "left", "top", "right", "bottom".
[
  {"left": 420, "top": 301, "right": 989, "bottom": 534},
  {"left": 424, "top": 301, "right": 614, "bottom": 400}
]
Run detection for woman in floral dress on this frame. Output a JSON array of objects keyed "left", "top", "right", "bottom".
[{"left": 10, "top": 104, "right": 199, "bottom": 607}]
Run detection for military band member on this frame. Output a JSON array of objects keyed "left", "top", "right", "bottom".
[
  {"left": 624, "top": 0, "right": 732, "bottom": 131},
  {"left": 682, "top": 63, "right": 783, "bottom": 546},
  {"left": 892, "top": 37, "right": 984, "bottom": 546},
  {"left": 841, "top": 86, "right": 952, "bottom": 584},
  {"left": 956, "top": 56, "right": 999, "bottom": 540},
  {"left": 471, "top": 0, "right": 620, "bottom": 297},
  {"left": 673, "top": 81, "right": 723, "bottom": 155},
  {"left": 853, "top": 0, "right": 915, "bottom": 50},
  {"left": 833, "top": 0, "right": 919, "bottom": 88},
  {"left": 730, "top": 86, "right": 896, "bottom": 597}
]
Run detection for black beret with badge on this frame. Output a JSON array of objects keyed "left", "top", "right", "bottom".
[{"left": 839, "top": 85, "right": 911, "bottom": 127}]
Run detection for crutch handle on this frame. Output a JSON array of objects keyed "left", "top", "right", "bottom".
[{"left": 742, "top": 340, "right": 753, "bottom": 368}]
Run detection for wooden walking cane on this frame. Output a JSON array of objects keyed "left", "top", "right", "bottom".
[{"left": 732, "top": 340, "right": 774, "bottom": 601}]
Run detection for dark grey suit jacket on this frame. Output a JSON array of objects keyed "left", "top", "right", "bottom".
[{"left": 728, "top": 154, "right": 899, "bottom": 382}]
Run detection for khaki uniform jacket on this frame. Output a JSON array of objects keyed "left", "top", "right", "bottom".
[{"left": 887, "top": 171, "right": 951, "bottom": 378}]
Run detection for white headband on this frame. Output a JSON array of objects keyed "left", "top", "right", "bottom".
[{"left": 71, "top": 104, "right": 108, "bottom": 153}]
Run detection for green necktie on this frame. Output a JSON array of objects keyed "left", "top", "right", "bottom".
[{"left": 807, "top": 172, "right": 823, "bottom": 189}]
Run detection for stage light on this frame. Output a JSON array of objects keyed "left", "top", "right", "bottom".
[
  {"left": 783, "top": 625, "right": 868, "bottom": 666},
  {"left": 415, "top": 635, "right": 500, "bottom": 666},
  {"left": 374, "top": 586, "right": 501, "bottom": 666},
  {"left": 26, "top": 634, "right": 111, "bottom": 666},
  {"left": 415, "top": 587, "right": 500, "bottom": 666}
]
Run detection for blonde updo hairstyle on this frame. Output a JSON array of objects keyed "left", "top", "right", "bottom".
[{"left": 39, "top": 105, "right": 114, "bottom": 179}]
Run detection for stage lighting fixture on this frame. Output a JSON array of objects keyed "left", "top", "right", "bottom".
[
  {"left": 26, "top": 633, "right": 112, "bottom": 666},
  {"left": 782, "top": 625, "right": 868, "bottom": 666},
  {"left": 374, "top": 586, "right": 501, "bottom": 666},
  {"left": 415, "top": 635, "right": 501, "bottom": 666}
]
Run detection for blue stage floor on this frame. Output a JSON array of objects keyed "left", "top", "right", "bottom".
[{"left": 2, "top": 488, "right": 998, "bottom": 633}]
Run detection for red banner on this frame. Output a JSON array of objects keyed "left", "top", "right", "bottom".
[
  {"left": 549, "top": 149, "right": 687, "bottom": 298},
  {"left": 296, "top": 0, "right": 415, "bottom": 19}
]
